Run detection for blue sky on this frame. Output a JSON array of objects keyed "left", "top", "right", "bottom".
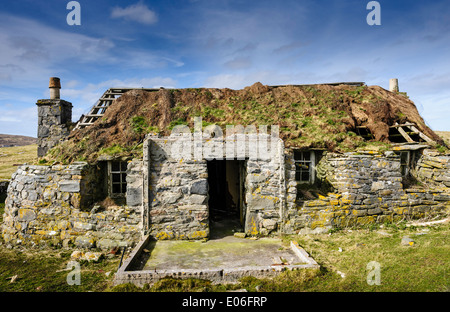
[{"left": 0, "top": 0, "right": 449, "bottom": 137}]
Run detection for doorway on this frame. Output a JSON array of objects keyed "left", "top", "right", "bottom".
[{"left": 207, "top": 160, "right": 245, "bottom": 238}]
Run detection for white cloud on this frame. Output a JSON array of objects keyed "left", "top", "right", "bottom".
[
  {"left": 0, "top": 106, "right": 37, "bottom": 137},
  {"left": 223, "top": 57, "right": 252, "bottom": 70},
  {"left": 111, "top": 2, "right": 158, "bottom": 25},
  {"left": 0, "top": 13, "right": 116, "bottom": 86}
]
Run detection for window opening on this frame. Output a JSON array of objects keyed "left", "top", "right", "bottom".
[
  {"left": 294, "top": 150, "right": 314, "bottom": 183},
  {"left": 109, "top": 161, "right": 127, "bottom": 196}
]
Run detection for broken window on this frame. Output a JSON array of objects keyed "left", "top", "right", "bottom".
[
  {"left": 108, "top": 161, "right": 127, "bottom": 197},
  {"left": 294, "top": 150, "right": 315, "bottom": 184}
]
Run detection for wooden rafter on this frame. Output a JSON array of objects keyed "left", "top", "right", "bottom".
[
  {"left": 73, "top": 88, "right": 160, "bottom": 130},
  {"left": 394, "top": 123, "right": 414, "bottom": 143},
  {"left": 390, "top": 122, "right": 435, "bottom": 144}
]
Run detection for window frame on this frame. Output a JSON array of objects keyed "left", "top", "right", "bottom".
[
  {"left": 107, "top": 161, "right": 128, "bottom": 198},
  {"left": 294, "top": 150, "right": 315, "bottom": 184}
]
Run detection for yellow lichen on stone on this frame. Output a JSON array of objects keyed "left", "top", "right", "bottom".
[
  {"left": 156, "top": 231, "right": 173, "bottom": 240},
  {"left": 249, "top": 217, "right": 259, "bottom": 236},
  {"left": 188, "top": 230, "right": 207, "bottom": 239}
]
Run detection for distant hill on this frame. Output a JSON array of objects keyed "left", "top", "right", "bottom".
[
  {"left": 0, "top": 144, "right": 37, "bottom": 181},
  {"left": 435, "top": 131, "right": 450, "bottom": 146},
  {"left": 0, "top": 134, "right": 37, "bottom": 147}
]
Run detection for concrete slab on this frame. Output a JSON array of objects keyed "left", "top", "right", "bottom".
[
  {"left": 142, "top": 236, "right": 304, "bottom": 270},
  {"left": 114, "top": 235, "right": 320, "bottom": 287}
]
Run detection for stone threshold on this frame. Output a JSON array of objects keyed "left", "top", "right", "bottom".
[{"left": 113, "top": 235, "right": 320, "bottom": 287}]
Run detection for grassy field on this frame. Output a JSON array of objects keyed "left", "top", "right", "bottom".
[
  {"left": 0, "top": 144, "right": 37, "bottom": 181},
  {"left": 0, "top": 220, "right": 448, "bottom": 292},
  {"left": 436, "top": 131, "right": 450, "bottom": 147}
]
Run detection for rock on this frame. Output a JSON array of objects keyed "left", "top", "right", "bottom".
[
  {"left": 17, "top": 209, "right": 36, "bottom": 222},
  {"left": 59, "top": 180, "right": 80, "bottom": 193},
  {"left": 371, "top": 181, "right": 385, "bottom": 192},
  {"left": 188, "top": 194, "right": 207, "bottom": 205},
  {"left": 73, "top": 221, "right": 94, "bottom": 231},
  {"left": 336, "top": 270, "right": 346, "bottom": 278},
  {"left": 377, "top": 230, "right": 392, "bottom": 236},
  {"left": 401, "top": 236, "right": 415, "bottom": 246},
  {"left": 70, "top": 250, "right": 84, "bottom": 260},
  {"left": 83, "top": 252, "right": 103, "bottom": 262},
  {"left": 190, "top": 180, "right": 208, "bottom": 195},
  {"left": 126, "top": 188, "right": 142, "bottom": 207},
  {"left": 234, "top": 232, "right": 246, "bottom": 238},
  {"left": 162, "top": 192, "right": 183, "bottom": 204},
  {"left": 70, "top": 250, "right": 102, "bottom": 262},
  {"left": 74, "top": 236, "right": 96, "bottom": 249},
  {"left": 97, "top": 238, "right": 118, "bottom": 251},
  {"left": 247, "top": 196, "right": 276, "bottom": 210},
  {"left": 262, "top": 219, "right": 277, "bottom": 231}
]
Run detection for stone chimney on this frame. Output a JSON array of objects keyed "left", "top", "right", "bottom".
[
  {"left": 36, "top": 78, "right": 73, "bottom": 157},
  {"left": 389, "top": 78, "right": 399, "bottom": 92}
]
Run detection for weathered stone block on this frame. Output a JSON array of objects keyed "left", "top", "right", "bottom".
[
  {"left": 97, "top": 238, "right": 119, "bottom": 251},
  {"left": 262, "top": 218, "right": 277, "bottom": 231},
  {"left": 59, "top": 180, "right": 80, "bottom": 193},
  {"left": 18, "top": 209, "right": 36, "bottom": 222},
  {"left": 127, "top": 188, "right": 143, "bottom": 207},
  {"left": 74, "top": 236, "right": 96, "bottom": 249},
  {"left": 247, "top": 196, "right": 277, "bottom": 210},
  {"left": 187, "top": 194, "right": 207, "bottom": 205},
  {"left": 190, "top": 180, "right": 208, "bottom": 195}
]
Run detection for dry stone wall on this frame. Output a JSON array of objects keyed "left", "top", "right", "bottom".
[
  {"left": 287, "top": 152, "right": 449, "bottom": 234},
  {"left": 145, "top": 137, "right": 210, "bottom": 240},
  {"left": 144, "top": 134, "right": 286, "bottom": 239},
  {"left": 3, "top": 135, "right": 449, "bottom": 249},
  {"left": 244, "top": 140, "right": 285, "bottom": 236},
  {"left": 414, "top": 149, "right": 450, "bottom": 190},
  {"left": 2, "top": 162, "right": 142, "bottom": 249}
]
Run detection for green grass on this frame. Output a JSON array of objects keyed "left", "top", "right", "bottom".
[
  {"left": 0, "top": 248, "right": 120, "bottom": 292},
  {"left": 1, "top": 221, "right": 447, "bottom": 292},
  {"left": 290, "top": 222, "right": 450, "bottom": 291},
  {"left": 0, "top": 144, "right": 37, "bottom": 181}
]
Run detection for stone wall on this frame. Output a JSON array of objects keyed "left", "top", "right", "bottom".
[
  {"left": 245, "top": 140, "right": 285, "bottom": 236},
  {"left": 2, "top": 162, "right": 142, "bottom": 249},
  {"left": 286, "top": 152, "right": 449, "bottom": 234},
  {"left": 414, "top": 149, "right": 450, "bottom": 191},
  {"left": 3, "top": 135, "right": 449, "bottom": 248},
  {"left": 145, "top": 137, "right": 209, "bottom": 240},
  {"left": 36, "top": 99, "right": 72, "bottom": 157},
  {"left": 143, "top": 133, "right": 285, "bottom": 239}
]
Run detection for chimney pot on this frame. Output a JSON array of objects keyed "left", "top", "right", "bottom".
[
  {"left": 389, "top": 78, "right": 399, "bottom": 92},
  {"left": 49, "top": 77, "right": 61, "bottom": 99}
]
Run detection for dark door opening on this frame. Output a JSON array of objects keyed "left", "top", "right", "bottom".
[{"left": 207, "top": 160, "right": 245, "bottom": 238}]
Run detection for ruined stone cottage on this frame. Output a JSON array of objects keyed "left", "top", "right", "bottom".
[{"left": 2, "top": 78, "right": 449, "bottom": 250}]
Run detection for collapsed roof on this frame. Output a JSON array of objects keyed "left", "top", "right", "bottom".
[{"left": 46, "top": 82, "right": 445, "bottom": 164}]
